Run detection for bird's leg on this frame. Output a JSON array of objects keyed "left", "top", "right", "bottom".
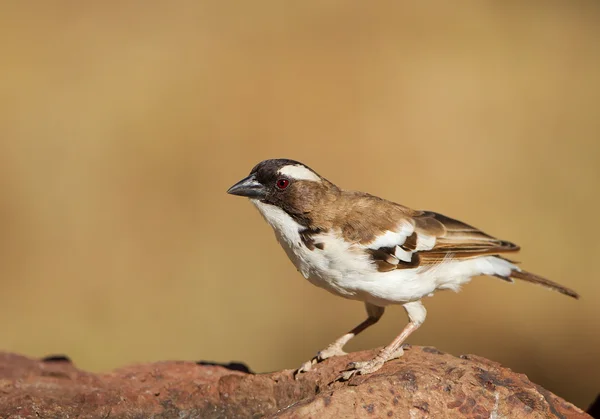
[
  {"left": 339, "top": 300, "right": 426, "bottom": 381},
  {"left": 296, "top": 303, "right": 384, "bottom": 375}
]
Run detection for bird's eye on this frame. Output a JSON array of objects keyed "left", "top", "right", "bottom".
[{"left": 276, "top": 179, "right": 290, "bottom": 190}]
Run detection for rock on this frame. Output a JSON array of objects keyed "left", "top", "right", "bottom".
[{"left": 0, "top": 347, "right": 590, "bottom": 418}]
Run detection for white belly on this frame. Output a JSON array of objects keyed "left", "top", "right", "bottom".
[{"left": 250, "top": 200, "right": 516, "bottom": 306}]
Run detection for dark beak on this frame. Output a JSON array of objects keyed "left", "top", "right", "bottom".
[{"left": 226, "top": 174, "right": 266, "bottom": 199}]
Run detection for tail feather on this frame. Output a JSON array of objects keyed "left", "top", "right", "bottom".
[{"left": 510, "top": 270, "right": 579, "bottom": 299}]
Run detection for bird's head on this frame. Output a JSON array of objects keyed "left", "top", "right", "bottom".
[{"left": 227, "top": 159, "right": 339, "bottom": 218}]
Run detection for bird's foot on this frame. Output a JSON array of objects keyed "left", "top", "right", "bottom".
[
  {"left": 337, "top": 357, "right": 386, "bottom": 381},
  {"left": 336, "top": 346, "right": 406, "bottom": 381},
  {"left": 295, "top": 344, "right": 347, "bottom": 376},
  {"left": 389, "top": 346, "right": 405, "bottom": 360}
]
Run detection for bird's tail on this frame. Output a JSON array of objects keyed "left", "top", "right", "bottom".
[{"left": 510, "top": 269, "right": 579, "bottom": 299}]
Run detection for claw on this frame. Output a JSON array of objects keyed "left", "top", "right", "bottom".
[
  {"left": 337, "top": 369, "right": 358, "bottom": 381},
  {"left": 335, "top": 357, "right": 386, "bottom": 382},
  {"left": 295, "top": 359, "right": 316, "bottom": 378},
  {"left": 295, "top": 344, "right": 347, "bottom": 378},
  {"left": 317, "top": 345, "right": 347, "bottom": 361},
  {"left": 346, "top": 360, "right": 367, "bottom": 370}
]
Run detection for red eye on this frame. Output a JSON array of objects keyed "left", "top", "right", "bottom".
[{"left": 276, "top": 178, "right": 289, "bottom": 190}]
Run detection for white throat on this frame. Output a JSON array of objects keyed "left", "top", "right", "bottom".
[{"left": 250, "top": 199, "right": 301, "bottom": 247}]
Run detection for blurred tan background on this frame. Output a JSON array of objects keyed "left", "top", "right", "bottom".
[{"left": 0, "top": 0, "right": 599, "bottom": 409}]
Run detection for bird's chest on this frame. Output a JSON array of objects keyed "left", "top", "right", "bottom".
[
  {"left": 274, "top": 230, "right": 327, "bottom": 279},
  {"left": 251, "top": 200, "right": 370, "bottom": 296}
]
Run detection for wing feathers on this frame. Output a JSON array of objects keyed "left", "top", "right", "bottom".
[
  {"left": 414, "top": 211, "right": 519, "bottom": 256},
  {"left": 365, "top": 211, "right": 520, "bottom": 272},
  {"left": 401, "top": 232, "right": 418, "bottom": 251},
  {"left": 331, "top": 195, "right": 577, "bottom": 299}
]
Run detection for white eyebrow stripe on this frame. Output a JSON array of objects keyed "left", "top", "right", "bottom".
[{"left": 278, "top": 165, "right": 321, "bottom": 182}]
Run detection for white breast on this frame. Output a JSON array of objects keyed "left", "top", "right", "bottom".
[
  {"left": 250, "top": 200, "right": 517, "bottom": 306},
  {"left": 251, "top": 200, "right": 376, "bottom": 297}
]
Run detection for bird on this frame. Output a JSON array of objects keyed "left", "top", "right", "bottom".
[{"left": 226, "top": 158, "right": 579, "bottom": 380}]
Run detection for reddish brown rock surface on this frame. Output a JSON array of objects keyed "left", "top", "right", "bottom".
[{"left": 0, "top": 346, "right": 590, "bottom": 418}]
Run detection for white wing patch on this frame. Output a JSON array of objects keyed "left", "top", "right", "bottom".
[
  {"left": 368, "top": 222, "right": 414, "bottom": 249},
  {"left": 365, "top": 222, "right": 417, "bottom": 265},
  {"left": 278, "top": 165, "right": 321, "bottom": 182},
  {"left": 394, "top": 246, "right": 412, "bottom": 263},
  {"left": 365, "top": 223, "right": 439, "bottom": 266},
  {"left": 416, "top": 234, "right": 436, "bottom": 251}
]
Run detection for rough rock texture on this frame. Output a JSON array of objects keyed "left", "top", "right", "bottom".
[{"left": 0, "top": 346, "right": 590, "bottom": 418}]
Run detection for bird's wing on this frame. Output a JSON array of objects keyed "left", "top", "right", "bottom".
[{"left": 363, "top": 211, "right": 519, "bottom": 272}]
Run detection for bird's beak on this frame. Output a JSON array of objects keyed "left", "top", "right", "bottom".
[{"left": 226, "top": 174, "right": 266, "bottom": 199}]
